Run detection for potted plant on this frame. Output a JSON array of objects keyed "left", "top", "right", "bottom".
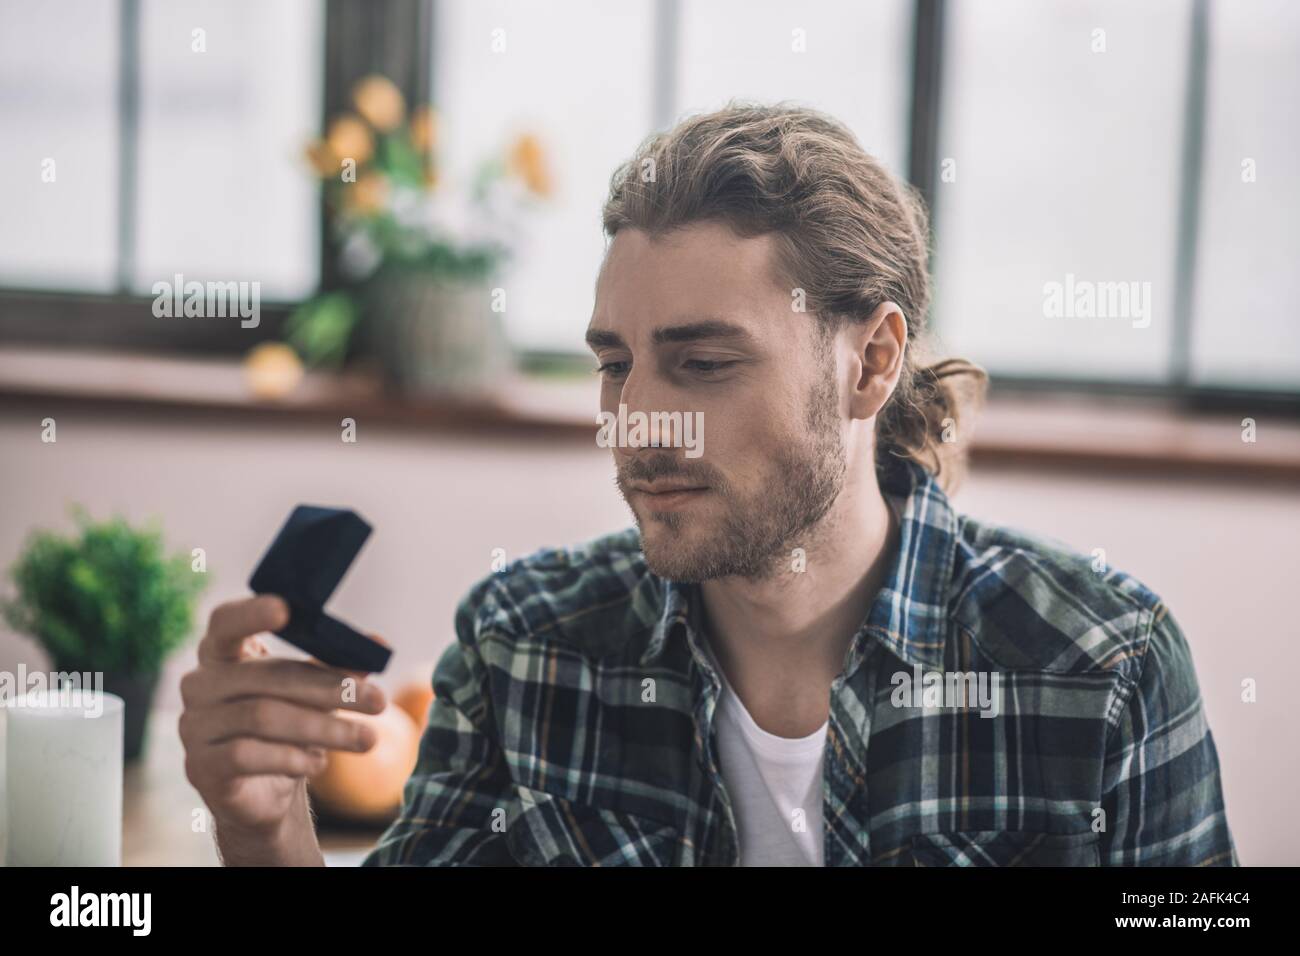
[
  {"left": 1, "top": 509, "right": 207, "bottom": 761},
  {"left": 278, "top": 73, "right": 551, "bottom": 396}
]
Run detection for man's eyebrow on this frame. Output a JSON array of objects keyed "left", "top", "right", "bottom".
[
  {"left": 651, "top": 319, "right": 755, "bottom": 345},
  {"left": 585, "top": 319, "right": 755, "bottom": 350},
  {"left": 584, "top": 328, "right": 626, "bottom": 350}
]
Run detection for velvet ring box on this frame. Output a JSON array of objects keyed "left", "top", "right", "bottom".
[{"left": 248, "top": 505, "right": 391, "bottom": 673}]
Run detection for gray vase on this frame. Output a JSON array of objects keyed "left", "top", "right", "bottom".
[
  {"left": 53, "top": 661, "right": 159, "bottom": 763},
  {"left": 369, "top": 270, "right": 513, "bottom": 398}
]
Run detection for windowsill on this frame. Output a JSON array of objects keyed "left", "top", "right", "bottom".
[{"left": 1, "top": 345, "right": 1297, "bottom": 481}]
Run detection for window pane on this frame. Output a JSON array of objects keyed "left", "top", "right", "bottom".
[
  {"left": 1189, "top": 0, "right": 1300, "bottom": 390},
  {"left": 677, "top": 0, "right": 913, "bottom": 178},
  {"left": 0, "top": 0, "right": 119, "bottom": 291},
  {"left": 132, "top": 0, "right": 324, "bottom": 300},
  {"left": 931, "top": 0, "right": 1191, "bottom": 382},
  {"left": 434, "top": 0, "right": 656, "bottom": 353}
]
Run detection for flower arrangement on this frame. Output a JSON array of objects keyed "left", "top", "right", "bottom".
[{"left": 278, "top": 74, "right": 552, "bottom": 372}]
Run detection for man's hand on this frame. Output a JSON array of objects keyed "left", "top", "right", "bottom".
[{"left": 178, "top": 594, "right": 388, "bottom": 865}]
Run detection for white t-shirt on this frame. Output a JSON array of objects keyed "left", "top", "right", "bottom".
[{"left": 706, "top": 647, "right": 828, "bottom": 866}]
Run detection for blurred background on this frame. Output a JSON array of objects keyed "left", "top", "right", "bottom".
[{"left": 0, "top": 0, "right": 1297, "bottom": 864}]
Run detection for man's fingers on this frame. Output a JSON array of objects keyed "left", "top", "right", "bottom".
[
  {"left": 201, "top": 738, "right": 327, "bottom": 782},
  {"left": 182, "top": 698, "right": 377, "bottom": 753},
  {"left": 198, "top": 596, "right": 290, "bottom": 664},
  {"left": 182, "top": 657, "right": 386, "bottom": 714}
]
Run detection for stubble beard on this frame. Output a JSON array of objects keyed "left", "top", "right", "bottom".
[{"left": 618, "top": 370, "right": 846, "bottom": 583}]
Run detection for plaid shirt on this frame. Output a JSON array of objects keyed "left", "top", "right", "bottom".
[{"left": 363, "top": 458, "right": 1238, "bottom": 867}]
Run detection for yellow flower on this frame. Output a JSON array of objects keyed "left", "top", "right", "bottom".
[
  {"left": 326, "top": 114, "right": 373, "bottom": 166},
  {"left": 423, "top": 165, "right": 440, "bottom": 191},
  {"left": 507, "top": 132, "right": 552, "bottom": 197},
  {"left": 303, "top": 139, "right": 339, "bottom": 178},
  {"left": 409, "top": 105, "right": 438, "bottom": 154},
  {"left": 346, "top": 171, "right": 389, "bottom": 215},
  {"left": 352, "top": 74, "right": 405, "bottom": 132},
  {"left": 243, "top": 342, "right": 303, "bottom": 400}
]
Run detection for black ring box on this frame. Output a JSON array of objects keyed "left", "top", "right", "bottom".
[{"left": 248, "top": 505, "right": 391, "bottom": 672}]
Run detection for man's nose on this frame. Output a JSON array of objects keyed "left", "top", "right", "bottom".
[{"left": 616, "top": 369, "right": 682, "bottom": 450}]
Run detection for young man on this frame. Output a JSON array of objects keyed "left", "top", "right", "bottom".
[{"left": 180, "top": 103, "right": 1237, "bottom": 866}]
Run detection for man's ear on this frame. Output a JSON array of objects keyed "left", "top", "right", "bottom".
[{"left": 847, "top": 301, "right": 907, "bottom": 422}]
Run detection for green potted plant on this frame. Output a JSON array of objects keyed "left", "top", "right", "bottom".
[{"left": 1, "top": 509, "right": 207, "bottom": 761}]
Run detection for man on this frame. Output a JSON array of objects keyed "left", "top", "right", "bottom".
[{"left": 180, "top": 103, "right": 1236, "bottom": 866}]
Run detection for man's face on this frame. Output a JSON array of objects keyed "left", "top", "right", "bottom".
[{"left": 587, "top": 221, "right": 847, "bottom": 582}]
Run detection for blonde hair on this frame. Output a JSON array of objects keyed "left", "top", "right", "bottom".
[{"left": 601, "top": 101, "right": 986, "bottom": 492}]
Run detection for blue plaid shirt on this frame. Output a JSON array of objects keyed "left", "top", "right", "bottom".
[{"left": 364, "top": 457, "right": 1237, "bottom": 866}]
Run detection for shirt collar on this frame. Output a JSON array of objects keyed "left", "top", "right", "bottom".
[
  {"left": 639, "top": 457, "right": 958, "bottom": 671},
  {"left": 853, "top": 457, "right": 958, "bottom": 671},
  {"left": 638, "top": 573, "right": 696, "bottom": 666}
]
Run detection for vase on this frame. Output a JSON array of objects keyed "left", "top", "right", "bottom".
[
  {"left": 367, "top": 267, "right": 514, "bottom": 399},
  {"left": 55, "top": 663, "right": 159, "bottom": 763}
]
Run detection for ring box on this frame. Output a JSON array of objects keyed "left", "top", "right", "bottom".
[{"left": 248, "top": 505, "right": 391, "bottom": 673}]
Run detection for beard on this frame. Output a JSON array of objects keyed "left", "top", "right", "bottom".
[{"left": 615, "top": 368, "right": 846, "bottom": 583}]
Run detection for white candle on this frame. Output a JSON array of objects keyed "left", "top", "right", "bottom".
[{"left": 4, "top": 688, "right": 124, "bottom": 866}]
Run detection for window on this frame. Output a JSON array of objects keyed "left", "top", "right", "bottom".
[
  {"left": 677, "top": 0, "right": 913, "bottom": 178},
  {"left": 0, "top": 0, "right": 323, "bottom": 301},
  {"left": 133, "top": 0, "right": 324, "bottom": 299},
  {"left": 930, "top": 0, "right": 1188, "bottom": 382},
  {"left": 3, "top": 0, "right": 1296, "bottom": 403},
  {"left": 929, "top": 0, "right": 1300, "bottom": 394},
  {"left": 432, "top": 0, "right": 913, "bottom": 353},
  {"left": 433, "top": 0, "right": 658, "bottom": 354},
  {"left": 1189, "top": 0, "right": 1300, "bottom": 390},
  {"left": 0, "top": 0, "right": 120, "bottom": 291}
]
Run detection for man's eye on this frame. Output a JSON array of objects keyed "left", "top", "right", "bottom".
[
  {"left": 595, "top": 361, "right": 630, "bottom": 378},
  {"left": 684, "top": 359, "right": 737, "bottom": 374}
]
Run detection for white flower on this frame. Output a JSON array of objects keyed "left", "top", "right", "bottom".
[
  {"left": 338, "top": 228, "right": 383, "bottom": 280},
  {"left": 387, "top": 185, "right": 429, "bottom": 230},
  {"left": 424, "top": 192, "right": 477, "bottom": 241}
]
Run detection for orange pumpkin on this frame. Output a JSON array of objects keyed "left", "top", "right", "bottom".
[
  {"left": 393, "top": 682, "right": 435, "bottom": 730},
  {"left": 308, "top": 705, "right": 420, "bottom": 824}
]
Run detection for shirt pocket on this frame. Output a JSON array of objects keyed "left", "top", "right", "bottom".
[
  {"left": 505, "top": 785, "right": 683, "bottom": 866},
  {"left": 909, "top": 829, "right": 1101, "bottom": 867}
]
